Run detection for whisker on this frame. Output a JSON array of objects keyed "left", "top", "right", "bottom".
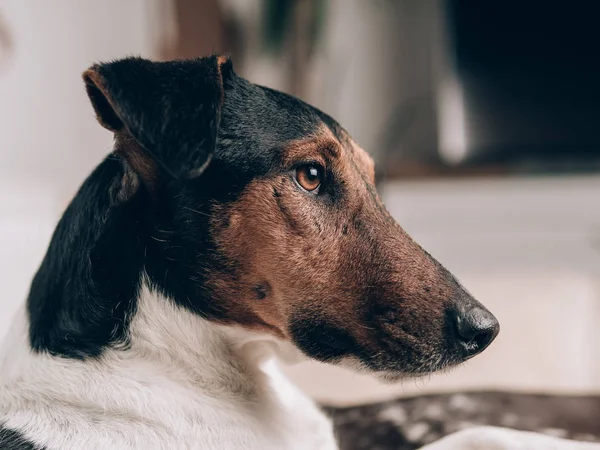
[{"left": 182, "top": 206, "right": 211, "bottom": 218}]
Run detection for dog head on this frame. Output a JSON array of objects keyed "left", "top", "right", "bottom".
[{"left": 29, "top": 55, "right": 498, "bottom": 377}]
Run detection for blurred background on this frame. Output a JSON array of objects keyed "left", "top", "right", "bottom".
[{"left": 1, "top": 0, "right": 599, "bottom": 407}]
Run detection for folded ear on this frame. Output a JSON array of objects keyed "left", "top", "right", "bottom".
[{"left": 83, "top": 55, "right": 231, "bottom": 180}]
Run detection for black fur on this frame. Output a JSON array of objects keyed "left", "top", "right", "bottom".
[
  {"left": 84, "top": 56, "right": 226, "bottom": 179},
  {"left": 0, "top": 426, "right": 45, "bottom": 450},
  {"left": 28, "top": 56, "right": 341, "bottom": 359},
  {"left": 28, "top": 156, "right": 148, "bottom": 358},
  {"left": 289, "top": 317, "right": 364, "bottom": 362}
]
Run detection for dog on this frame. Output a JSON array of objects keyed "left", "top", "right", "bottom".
[{"left": 0, "top": 55, "right": 592, "bottom": 449}]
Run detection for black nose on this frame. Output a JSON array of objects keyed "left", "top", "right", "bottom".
[{"left": 452, "top": 306, "right": 499, "bottom": 357}]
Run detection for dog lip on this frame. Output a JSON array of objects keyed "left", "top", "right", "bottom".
[
  {"left": 361, "top": 338, "right": 468, "bottom": 376},
  {"left": 370, "top": 354, "right": 465, "bottom": 379}
]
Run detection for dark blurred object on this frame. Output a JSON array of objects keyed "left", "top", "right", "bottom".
[
  {"left": 263, "top": 0, "right": 326, "bottom": 97},
  {"left": 327, "top": 391, "right": 600, "bottom": 450},
  {"left": 0, "top": 11, "right": 13, "bottom": 72},
  {"left": 441, "top": 0, "right": 600, "bottom": 169}
]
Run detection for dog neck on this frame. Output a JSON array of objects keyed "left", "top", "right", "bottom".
[
  {"left": 124, "top": 281, "right": 303, "bottom": 395},
  {"left": 5, "top": 282, "right": 286, "bottom": 394}
]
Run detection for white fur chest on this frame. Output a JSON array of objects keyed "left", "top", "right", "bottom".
[{"left": 0, "top": 290, "right": 338, "bottom": 450}]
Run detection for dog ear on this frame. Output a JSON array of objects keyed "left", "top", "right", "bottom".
[{"left": 83, "top": 55, "right": 231, "bottom": 180}]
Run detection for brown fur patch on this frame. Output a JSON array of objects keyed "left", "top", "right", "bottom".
[
  {"left": 216, "top": 55, "right": 229, "bottom": 104},
  {"left": 349, "top": 139, "right": 376, "bottom": 184},
  {"left": 114, "top": 133, "right": 158, "bottom": 190},
  {"left": 82, "top": 68, "right": 123, "bottom": 133},
  {"left": 280, "top": 126, "right": 342, "bottom": 168},
  {"left": 216, "top": 55, "right": 230, "bottom": 69}
]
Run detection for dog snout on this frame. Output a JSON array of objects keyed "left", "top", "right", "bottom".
[{"left": 450, "top": 305, "right": 499, "bottom": 357}]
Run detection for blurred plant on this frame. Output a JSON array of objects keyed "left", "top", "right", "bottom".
[
  {"left": 0, "top": 11, "right": 13, "bottom": 73},
  {"left": 262, "top": 0, "right": 294, "bottom": 53},
  {"left": 262, "top": 0, "right": 327, "bottom": 97},
  {"left": 262, "top": 0, "right": 326, "bottom": 56}
]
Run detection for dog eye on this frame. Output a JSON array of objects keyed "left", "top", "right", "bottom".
[{"left": 295, "top": 164, "right": 323, "bottom": 192}]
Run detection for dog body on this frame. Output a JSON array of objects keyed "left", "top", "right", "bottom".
[
  {"left": 0, "top": 55, "right": 594, "bottom": 450},
  {"left": 1, "top": 286, "right": 337, "bottom": 449}
]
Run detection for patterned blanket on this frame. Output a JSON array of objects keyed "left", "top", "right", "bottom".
[{"left": 326, "top": 391, "right": 600, "bottom": 450}]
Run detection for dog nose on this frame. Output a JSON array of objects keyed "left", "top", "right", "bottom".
[{"left": 451, "top": 306, "right": 499, "bottom": 357}]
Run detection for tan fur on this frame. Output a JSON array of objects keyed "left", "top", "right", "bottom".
[
  {"left": 349, "top": 138, "right": 376, "bottom": 184},
  {"left": 216, "top": 55, "right": 229, "bottom": 104},
  {"left": 114, "top": 133, "right": 158, "bottom": 195}
]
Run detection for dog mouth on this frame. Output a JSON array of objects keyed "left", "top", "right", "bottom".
[
  {"left": 361, "top": 345, "right": 469, "bottom": 379},
  {"left": 288, "top": 298, "right": 499, "bottom": 379},
  {"left": 332, "top": 348, "right": 468, "bottom": 384},
  {"left": 290, "top": 322, "right": 473, "bottom": 379}
]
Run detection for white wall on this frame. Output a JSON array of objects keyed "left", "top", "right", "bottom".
[
  {"left": 0, "top": 0, "right": 163, "bottom": 336},
  {"left": 0, "top": 0, "right": 162, "bottom": 198}
]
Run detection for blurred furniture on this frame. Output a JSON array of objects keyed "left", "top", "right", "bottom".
[{"left": 440, "top": 0, "right": 600, "bottom": 167}]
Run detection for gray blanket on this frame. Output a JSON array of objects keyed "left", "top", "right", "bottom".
[{"left": 326, "top": 391, "right": 600, "bottom": 450}]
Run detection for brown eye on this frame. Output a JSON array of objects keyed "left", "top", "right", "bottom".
[{"left": 295, "top": 164, "right": 323, "bottom": 192}]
